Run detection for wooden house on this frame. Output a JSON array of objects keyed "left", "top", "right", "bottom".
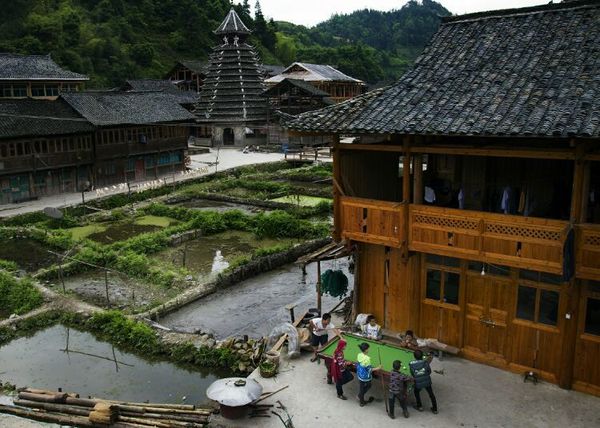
[
  {"left": 287, "top": 0, "right": 600, "bottom": 396},
  {"left": 61, "top": 91, "right": 194, "bottom": 186},
  {"left": 0, "top": 53, "right": 88, "bottom": 99},
  {"left": 0, "top": 99, "right": 94, "bottom": 203},
  {"left": 164, "top": 60, "right": 207, "bottom": 93},
  {"left": 266, "top": 62, "right": 365, "bottom": 103}
]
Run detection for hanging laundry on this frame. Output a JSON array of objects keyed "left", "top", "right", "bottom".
[
  {"left": 424, "top": 186, "right": 436, "bottom": 203},
  {"left": 500, "top": 186, "right": 512, "bottom": 214},
  {"left": 518, "top": 188, "right": 526, "bottom": 213},
  {"left": 458, "top": 188, "right": 465, "bottom": 209}
]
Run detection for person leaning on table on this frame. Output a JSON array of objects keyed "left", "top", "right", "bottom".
[{"left": 309, "top": 313, "right": 335, "bottom": 362}]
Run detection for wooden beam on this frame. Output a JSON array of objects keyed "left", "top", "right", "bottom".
[
  {"left": 333, "top": 134, "right": 342, "bottom": 241},
  {"left": 412, "top": 145, "right": 575, "bottom": 160},
  {"left": 338, "top": 143, "right": 405, "bottom": 153},
  {"left": 413, "top": 154, "right": 423, "bottom": 205},
  {"left": 557, "top": 278, "right": 581, "bottom": 389},
  {"left": 570, "top": 143, "right": 586, "bottom": 223}
]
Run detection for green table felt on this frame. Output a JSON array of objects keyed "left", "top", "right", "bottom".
[{"left": 318, "top": 333, "right": 414, "bottom": 376}]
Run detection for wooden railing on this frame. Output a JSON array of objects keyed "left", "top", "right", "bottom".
[
  {"left": 576, "top": 224, "right": 600, "bottom": 280},
  {"left": 409, "top": 205, "right": 570, "bottom": 275},
  {"left": 340, "top": 196, "right": 405, "bottom": 247}
]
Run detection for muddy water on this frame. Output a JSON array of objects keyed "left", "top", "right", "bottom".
[
  {"left": 161, "top": 258, "right": 353, "bottom": 339},
  {"left": 178, "top": 199, "right": 265, "bottom": 215},
  {"left": 87, "top": 223, "right": 160, "bottom": 244},
  {"left": 0, "top": 325, "right": 224, "bottom": 404},
  {"left": 153, "top": 231, "right": 291, "bottom": 281},
  {"left": 0, "top": 238, "right": 54, "bottom": 272}
]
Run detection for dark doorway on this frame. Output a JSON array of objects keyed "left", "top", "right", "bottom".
[{"left": 223, "top": 128, "right": 234, "bottom": 145}]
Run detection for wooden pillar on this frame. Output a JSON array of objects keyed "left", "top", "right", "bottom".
[
  {"left": 401, "top": 136, "right": 412, "bottom": 262},
  {"left": 332, "top": 134, "right": 342, "bottom": 242},
  {"left": 559, "top": 140, "right": 586, "bottom": 389},
  {"left": 413, "top": 153, "right": 423, "bottom": 204},
  {"left": 317, "top": 260, "right": 322, "bottom": 315}
]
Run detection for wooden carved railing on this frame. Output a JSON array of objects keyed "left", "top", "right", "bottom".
[
  {"left": 340, "top": 196, "right": 406, "bottom": 247},
  {"left": 409, "top": 205, "right": 570, "bottom": 275},
  {"left": 576, "top": 224, "right": 600, "bottom": 280}
]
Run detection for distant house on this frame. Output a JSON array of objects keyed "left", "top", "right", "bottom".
[
  {"left": 0, "top": 98, "right": 94, "bottom": 204},
  {"left": 121, "top": 79, "right": 200, "bottom": 106},
  {"left": 164, "top": 60, "right": 208, "bottom": 93},
  {"left": 0, "top": 53, "right": 88, "bottom": 99},
  {"left": 265, "top": 62, "right": 365, "bottom": 103},
  {"left": 62, "top": 91, "right": 195, "bottom": 186},
  {"left": 262, "top": 64, "right": 285, "bottom": 80}
]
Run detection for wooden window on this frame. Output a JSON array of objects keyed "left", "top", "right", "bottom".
[
  {"left": 426, "top": 269, "right": 460, "bottom": 305},
  {"left": 516, "top": 282, "right": 560, "bottom": 326},
  {"left": 16, "top": 143, "right": 23, "bottom": 156},
  {"left": 31, "top": 84, "right": 45, "bottom": 97},
  {"left": 24, "top": 142, "right": 31, "bottom": 155},
  {"left": 13, "top": 85, "right": 27, "bottom": 97},
  {"left": 585, "top": 298, "right": 600, "bottom": 335},
  {"left": 69, "top": 138, "right": 75, "bottom": 151},
  {"left": 41, "top": 141, "right": 48, "bottom": 153},
  {"left": 1, "top": 85, "right": 12, "bottom": 97},
  {"left": 9, "top": 143, "right": 16, "bottom": 157},
  {"left": 0, "top": 144, "right": 6, "bottom": 158},
  {"left": 45, "top": 85, "right": 59, "bottom": 96}
]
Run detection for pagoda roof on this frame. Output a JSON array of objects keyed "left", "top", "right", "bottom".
[{"left": 214, "top": 8, "right": 251, "bottom": 35}]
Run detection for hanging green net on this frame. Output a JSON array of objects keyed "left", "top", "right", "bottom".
[{"left": 320, "top": 269, "right": 349, "bottom": 299}]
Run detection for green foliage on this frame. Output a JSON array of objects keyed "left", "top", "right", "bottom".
[
  {"left": 87, "top": 310, "right": 159, "bottom": 354},
  {"left": 0, "top": 271, "right": 44, "bottom": 317},
  {"left": 0, "top": 259, "right": 19, "bottom": 272},
  {"left": 254, "top": 210, "right": 328, "bottom": 239}
]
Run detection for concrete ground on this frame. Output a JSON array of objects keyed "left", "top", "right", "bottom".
[
  {"left": 213, "top": 350, "right": 600, "bottom": 428},
  {"left": 0, "top": 148, "right": 285, "bottom": 218}
]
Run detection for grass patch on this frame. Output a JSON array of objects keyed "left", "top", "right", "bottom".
[
  {"left": 134, "top": 215, "right": 177, "bottom": 228},
  {"left": 68, "top": 224, "right": 108, "bottom": 241},
  {"left": 270, "top": 195, "right": 333, "bottom": 207},
  {"left": 0, "top": 271, "right": 44, "bottom": 318}
]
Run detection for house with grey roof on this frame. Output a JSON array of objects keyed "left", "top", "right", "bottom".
[
  {"left": 266, "top": 62, "right": 365, "bottom": 103},
  {"left": 0, "top": 98, "right": 94, "bottom": 203},
  {"left": 0, "top": 53, "right": 88, "bottom": 99},
  {"left": 61, "top": 91, "right": 195, "bottom": 186},
  {"left": 286, "top": 0, "right": 600, "bottom": 396}
]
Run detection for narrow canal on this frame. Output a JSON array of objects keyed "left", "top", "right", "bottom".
[{"left": 161, "top": 258, "right": 354, "bottom": 339}]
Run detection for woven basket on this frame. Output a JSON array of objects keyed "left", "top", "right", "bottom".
[{"left": 259, "top": 361, "right": 277, "bottom": 378}]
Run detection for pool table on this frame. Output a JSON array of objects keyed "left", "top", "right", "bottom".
[{"left": 318, "top": 333, "right": 416, "bottom": 377}]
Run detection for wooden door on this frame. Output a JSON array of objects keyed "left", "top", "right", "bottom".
[
  {"left": 463, "top": 272, "right": 512, "bottom": 365},
  {"left": 573, "top": 280, "right": 600, "bottom": 396},
  {"left": 135, "top": 159, "right": 145, "bottom": 181}
]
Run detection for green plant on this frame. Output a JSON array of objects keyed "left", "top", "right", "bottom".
[
  {"left": 0, "top": 259, "right": 19, "bottom": 272},
  {"left": 0, "top": 271, "right": 44, "bottom": 317}
]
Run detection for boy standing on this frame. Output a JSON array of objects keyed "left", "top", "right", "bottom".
[
  {"left": 388, "top": 360, "right": 412, "bottom": 419},
  {"left": 356, "top": 342, "right": 380, "bottom": 406},
  {"left": 309, "top": 313, "right": 335, "bottom": 362},
  {"left": 409, "top": 350, "right": 438, "bottom": 414}
]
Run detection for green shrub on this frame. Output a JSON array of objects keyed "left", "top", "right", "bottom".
[
  {"left": 87, "top": 310, "right": 159, "bottom": 354},
  {"left": 254, "top": 211, "right": 329, "bottom": 239},
  {"left": 0, "top": 271, "right": 43, "bottom": 317},
  {"left": 0, "top": 259, "right": 18, "bottom": 272}
]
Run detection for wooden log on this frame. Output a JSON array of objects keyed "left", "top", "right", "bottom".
[
  {"left": 65, "top": 397, "right": 99, "bottom": 408},
  {"left": 0, "top": 404, "right": 96, "bottom": 427},
  {"left": 17, "top": 392, "right": 68, "bottom": 404},
  {"left": 120, "top": 411, "right": 209, "bottom": 424},
  {"left": 119, "top": 415, "right": 205, "bottom": 428},
  {"left": 13, "top": 399, "right": 90, "bottom": 417},
  {"left": 94, "top": 398, "right": 196, "bottom": 411},
  {"left": 116, "top": 404, "right": 210, "bottom": 416},
  {"left": 253, "top": 385, "right": 289, "bottom": 404}
]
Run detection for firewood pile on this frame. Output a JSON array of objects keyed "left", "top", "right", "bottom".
[{"left": 0, "top": 388, "right": 212, "bottom": 427}]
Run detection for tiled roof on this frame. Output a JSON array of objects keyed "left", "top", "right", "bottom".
[
  {"left": 263, "top": 78, "right": 332, "bottom": 97},
  {"left": 0, "top": 53, "right": 89, "bottom": 81},
  {"left": 194, "top": 28, "right": 267, "bottom": 124},
  {"left": 287, "top": 0, "right": 600, "bottom": 138},
  {"left": 262, "top": 64, "right": 285, "bottom": 78},
  {"left": 266, "top": 63, "right": 363, "bottom": 84},
  {"left": 0, "top": 99, "right": 93, "bottom": 139},
  {"left": 123, "top": 80, "right": 200, "bottom": 104},
  {"left": 214, "top": 9, "right": 251, "bottom": 35},
  {"left": 178, "top": 60, "right": 209, "bottom": 75},
  {"left": 61, "top": 91, "right": 195, "bottom": 126}
]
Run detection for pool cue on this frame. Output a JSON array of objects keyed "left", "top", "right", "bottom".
[{"left": 378, "top": 348, "right": 389, "bottom": 415}]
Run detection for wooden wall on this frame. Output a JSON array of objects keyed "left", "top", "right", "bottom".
[{"left": 340, "top": 151, "right": 402, "bottom": 202}]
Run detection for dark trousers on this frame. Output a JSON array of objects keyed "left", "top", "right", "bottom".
[
  {"left": 414, "top": 385, "right": 437, "bottom": 411},
  {"left": 388, "top": 392, "right": 408, "bottom": 416},
  {"left": 336, "top": 380, "right": 344, "bottom": 396},
  {"left": 358, "top": 380, "right": 372, "bottom": 403}
]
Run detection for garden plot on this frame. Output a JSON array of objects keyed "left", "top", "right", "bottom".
[{"left": 0, "top": 238, "right": 55, "bottom": 273}]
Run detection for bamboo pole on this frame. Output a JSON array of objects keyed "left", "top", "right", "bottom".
[
  {"left": 119, "top": 415, "right": 206, "bottom": 427},
  {"left": 0, "top": 404, "right": 96, "bottom": 427},
  {"left": 119, "top": 411, "right": 208, "bottom": 424},
  {"left": 95, "top": 398, "right": 197, "bottom": 411},
  {"left": 18, "top": 392, "right": 68, "bottom": 404},
  {"left": 13, "top": 400, "right": 90, "bottom": 417},
  {"left": 253, "top": 385, "right": 289, "bottom": 404}
]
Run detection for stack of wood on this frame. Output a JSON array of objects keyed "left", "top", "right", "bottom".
[{"left": 0, "top": 388, "right": 212, "bottom": 427}]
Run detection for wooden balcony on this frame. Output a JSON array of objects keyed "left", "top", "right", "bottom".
[
  {"left": 339, "top": 196, "right": 405, "bottom": 247},
  {"left": 95, "top": 138, "right": 187, "bottom": 161},
  {"left": 409, "top": 205, "right": 570, "bottom": 275},
  {"left": 1, "top": 152, "right": 94, "bottom": 174},
  {"left": 576, "top": 224, "right": 600, "bottom": 280}
]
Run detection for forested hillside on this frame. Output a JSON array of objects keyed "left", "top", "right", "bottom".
[{"left": 0, "top": 0, "right": 450, "bottom": 87}]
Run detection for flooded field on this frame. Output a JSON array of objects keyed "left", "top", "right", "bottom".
[
  {"left": 67, "top": 216, "right": 177, "bottom": 244},
  {"left": 0, "top": 325, "right": 224, "bottom": 404},
  {"left": 178, "top": 199, "right": 265, "bottom": 215},
  {"left": 51, "top": 270, "right": 173, "bottom": 310},
  {"left": 161, "top": 258, "right": 353, "bottom": 339},
  {"left": 0, "top": 238, "right": 54, "bottom": 272},
  {"left": 269, "top": 195, "right": 332, "bottom": 207},
  {"left": 152, "top": 230, "right": 292, "bottom": 280}
]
